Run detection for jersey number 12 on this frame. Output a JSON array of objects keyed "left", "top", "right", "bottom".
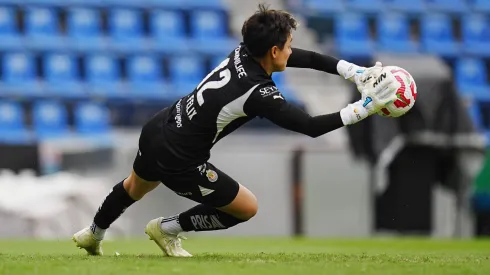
[{"left": 196, "top": 58, "right": 231, "bottom": 106}]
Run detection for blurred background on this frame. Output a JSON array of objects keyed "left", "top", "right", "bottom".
[{"left": 0, "top": 0, "right": 489, "bottom": 240}]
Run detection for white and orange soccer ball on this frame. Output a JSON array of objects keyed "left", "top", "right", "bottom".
[{"left": 376, "top": 66, "right": 418, "bottom": 118}]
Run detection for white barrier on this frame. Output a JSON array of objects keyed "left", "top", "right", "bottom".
[{"left": 0, "top": 170, "right": 128, "bottom": 239}]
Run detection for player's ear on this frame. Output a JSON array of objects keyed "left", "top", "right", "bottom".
[{"left": 270, "top": 46, "right": 279, "bottom": 59}]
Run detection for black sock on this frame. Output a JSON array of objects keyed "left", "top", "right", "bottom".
[
  {"left": 178, "top": 204, "right": 246, "bottom": 232},
  {"left": 93, "top": 181, "right": 137, "bottom": 229}
]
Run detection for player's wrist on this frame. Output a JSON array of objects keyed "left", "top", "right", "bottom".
[
  {"left": 340, "top": 100, "right": 369, "bottom": 125},
  {"left": 337, "top": 60, "right": 365, "bottom": 83}
]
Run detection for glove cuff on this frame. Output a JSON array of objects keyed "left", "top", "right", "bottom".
[
  {"left": 340, "top": 101, "right": 369, "bottom": 125},
  {"left": 337, "top": 60, "right": 364, "bottom": 82}
]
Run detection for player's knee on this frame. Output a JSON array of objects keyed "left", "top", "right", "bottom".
[
  {"left": 236, "top": 192, "right": 258, "bottom": 221},
  {"left": 123, "top": 171, "right": 160, "bottom": 200}
]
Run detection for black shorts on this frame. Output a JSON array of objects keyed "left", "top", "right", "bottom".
[{"left": 132, "top": 109, "right": 239, "bottom": 208}]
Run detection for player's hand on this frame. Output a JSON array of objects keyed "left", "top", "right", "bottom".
[
  {"left": 353, "top": 61, "right": 384, "bottom": 93},
  {"left": 340, "top": 68, "right": 397, "bottom": 125},
  {"left": 360, "top": 68, "right": 398, "bottom": 115}
]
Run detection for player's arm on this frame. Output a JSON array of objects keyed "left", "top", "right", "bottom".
[
  {"left": 244, "top": 85, "right": 367, "bottom": 138},
  {"left": 287, "top": 48, "right": 383, "bottom": 90},
  {"left": 245, "top": 78, "right": 398, "bottom": 138}
]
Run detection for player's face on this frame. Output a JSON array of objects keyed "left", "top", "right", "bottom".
[{"left": 272, "top": 34, "right": 293, "bottom": 72}]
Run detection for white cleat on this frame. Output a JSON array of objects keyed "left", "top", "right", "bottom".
[
  {"left": 145, "top": 217, "right": 193, "bottom": 257},
  {"left": 72, "top": 227, "right": 103, "bottom": 256}
]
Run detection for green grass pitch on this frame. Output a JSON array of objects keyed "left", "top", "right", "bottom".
[{"left": 1, "top": 237, "right": 489, "bottom": 275}]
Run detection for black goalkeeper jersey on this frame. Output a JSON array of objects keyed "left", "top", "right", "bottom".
[{"left": 153, "top": 44, "right": 344, "bottom": 173}]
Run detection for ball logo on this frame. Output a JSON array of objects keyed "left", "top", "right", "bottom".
[{"left": 206, "top": 169, "right": 218, "bottom": 182}]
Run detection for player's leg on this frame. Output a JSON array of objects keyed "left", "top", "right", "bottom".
[
  {"left": 72, "top": 170, "right": 160, "bottom": 255},
  {"left": 145, "top": 163, "right": 258, "bottom": 257},
  {"left": 73, "top": 110, "right": 165, "bottom": 256}
]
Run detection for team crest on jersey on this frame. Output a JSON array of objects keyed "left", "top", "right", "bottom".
[{"left": 206, "top": 169, "right": 218, "bottom": 182}]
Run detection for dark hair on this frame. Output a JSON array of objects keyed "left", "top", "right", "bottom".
[{"left": 241, "top": 4, "right": 298, "bottom": 58}]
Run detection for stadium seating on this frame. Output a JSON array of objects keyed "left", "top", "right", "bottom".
[
  {"left": 0, "top": 6, "right": 23, "bottom": 51},
  {"left": 383, "top": 0, "right": 426, "bottom": 13},
  {"left": 149, "top": 10, "right": 190, "bottom": 54},
  {"left": 169, "top": 56, "right": 206, "bottom": 96},
  {"left": 74, "top": 102, "right": 110, "bottom": 135},
  {"left": 0, "top": 100, "right": 33, "bottom": 144},
  {"left": 43, "top": 53, "right": 85, "bottom": 98},
  {"left": 0, "top": 52, "right": 42, "bottom": 97},
  {"left": 470, "top": 0, "right": 490, "bottom": 13},
  {"left": 84, "top": 54, "right": 125, "bottom": 99},
  {"left": 345, "top": 0, "right": 384, "bottom": 13},
  {"left": 32, "top": 100, "right": 70, "bottom": 138},
  {"left": 301, "top": 0, "right": 345, "bottom": 13},
  {"left": 424, "top": 0, "right": 469, "bottom": 13},
  {"left": 377, "top": 13, "right": 419, "bottom": 53},
  {"left": 24, "top": 7, "right": 66, "bottom": 51},
  {"left": 108, "top": 8, "right": 149, "bottom": 53},
  {"left": 420, "top": 14, "right": 460, "bottom": 57},
  {"left": 461, "top": 14, "right": 490, "bottom": 57},
  {"left": 126, "top": 55, "right": 172, "bottom": 100},
  {"left": 66, "top": 8, "right": 107, "bottom": 52},
  {"left": 454, "top": 58, "right": 490, "bottom": 100},
  {"left": 190, "top": 10, "right": 237, "bottom": 55},
  {"left": 334, "top": 13, "right": 374, "bottom": 58}
]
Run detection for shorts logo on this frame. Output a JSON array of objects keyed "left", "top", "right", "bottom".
[{"left": 206, "top": 169, "right": 218, "bottom": 182}]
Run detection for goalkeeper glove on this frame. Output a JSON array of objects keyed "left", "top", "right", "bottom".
[
  {"left": 340, "top": 68, "right": 398, "bottom": 125},
  {"left": 337, "top": 60, "right": 384, "bottom": 92}
]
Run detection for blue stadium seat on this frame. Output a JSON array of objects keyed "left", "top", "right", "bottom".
[
  {"left": 24, "top": 7, "right": 65, "bottom": 51},
  {"left": 425, "top": 0, "right": 469, "bottom": 13},
  {"left": 454, "top": 58, "right": 490, "bottom": 99},
  {"left": 470, "top": 0, "right": 490, "bottom": 13},
  {"left": 32, "top": 100, "right": 70, "bottom": 139},
  {"left": 0, "top": 7, "right": 23, "bottom": 51},
  {"left": 186, "top": 0, "right": 224, "bottom": 9},
  {"left": 345, "top": 0, "right": 384, "bottom": 13},
  {"left": 85, "top": 54, "right": 125, "bottom": 99},
  {"left": 377, "top": 13, "right": 419, "bottom": 53},
  {"left": 189, "top": 10, "right": 238, "bottom": 55},
  {"left": 169, "top": 56, "right": 205, "bottom": 96},
  {"left": 462, "top": 14, "right": 490, "bottom": 57},
  {"left": 127, "top": 55, "right": 172, "bottom": 100},
  {"left": 384, "top": 0, "right": 425, "bottom": 13},
  {"left": 0, "top": 100, "right": 32, "bottom": 144},
  {"left": 302, "top": 0, "right": 345, "bottom": 13},
  {"left": 149, "top": 0, "right": 223, "bottom": 9},
  {"left": 104, "top": 0, "right": 149, "bottom": 7},
  {"left": 74, "top": 102, "right": 110, "bottom": 135},
  {"left": 420, "top": 14, "right": 460, "bottom": 57},
  {"left": 108, "top": 8, "right": 148, "bottom": 53},
  {"left": 43, "top": 53, "right": 85, "bottom": 99},
  {"left": 148, "top": 0, "right": 185, "bottom": 8},
  {"left": 25, "top": 0, "right": 68, "bottom": 5},
  {"left": 66, "top": 8, "right": 107, "bottom": 52},
  {"left": 68, "top": 0, "right": 104, "bottom": 6},
  {"left": 0, "top": 52, "right": 42, "bottom": 97},
  {"left": 334, "top": 13, "right": 374, "bottom": 58},
  {"left": 149, "top": 10, "right": 190, "bottom": 54}
]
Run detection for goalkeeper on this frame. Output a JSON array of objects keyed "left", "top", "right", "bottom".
[{"left": 73, "top": 4, "right": 398, "bottom": 257}]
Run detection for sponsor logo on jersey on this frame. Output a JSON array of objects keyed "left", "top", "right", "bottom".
[
  {"left": 190, "top": 214, "right": 226, "bottom": 230},
  {"left": 259, "top": 86, "right": 279, "bottom": 97},
  {"left": 206, "top": 169, "right": 218, "bottom": 182},
  {"left": 175, "top": 99, "right": 183, "bottom": 128}
]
